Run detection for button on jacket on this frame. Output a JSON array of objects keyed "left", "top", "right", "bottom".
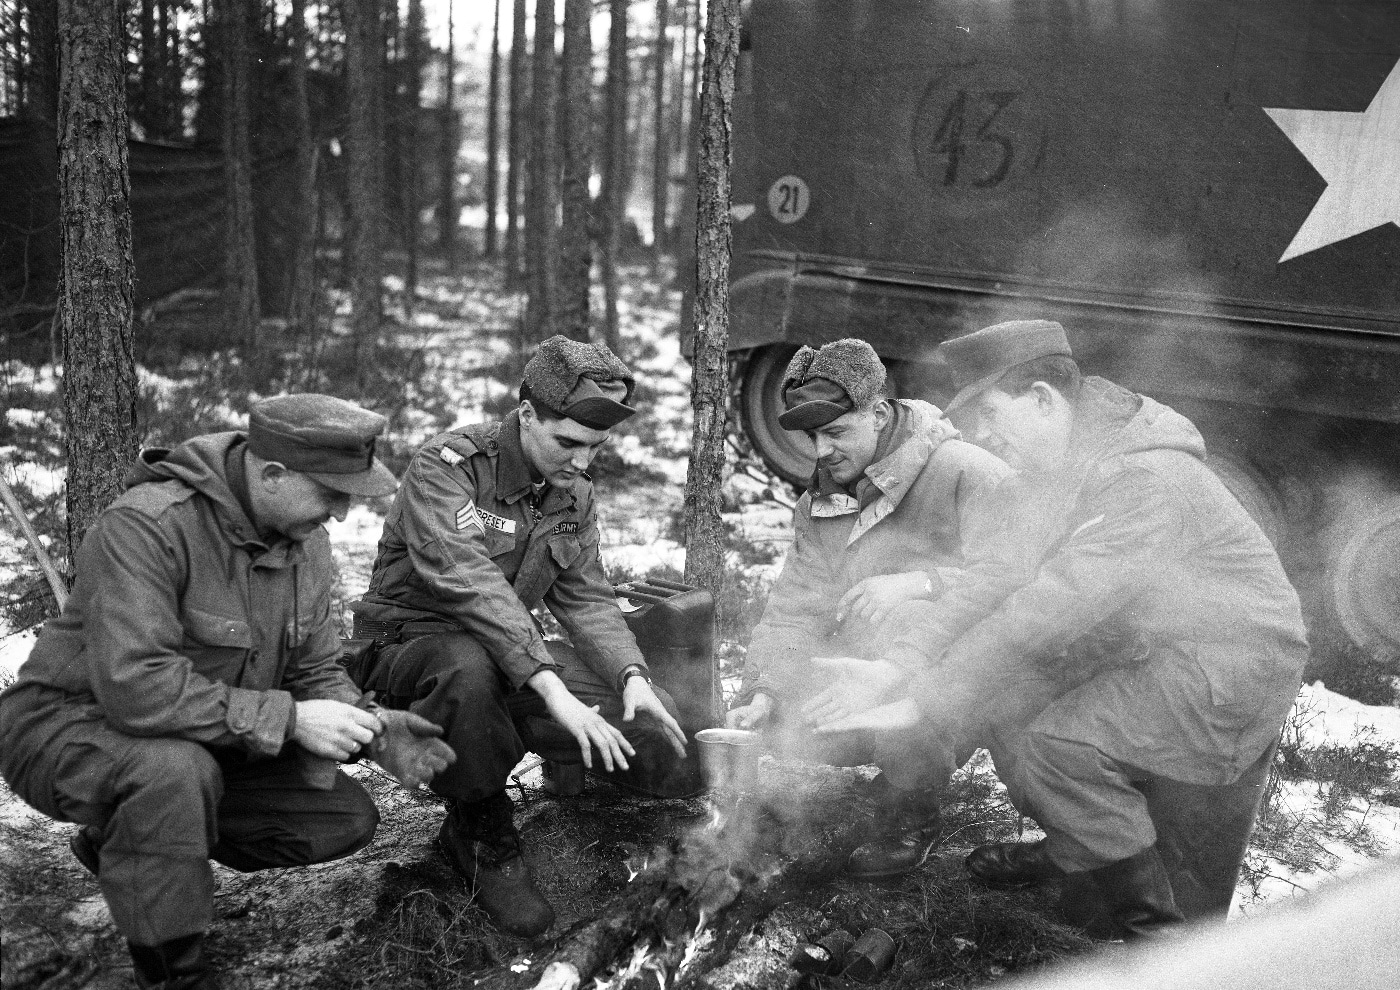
[{"left": 359, "top": 410, "right": 646, "bottom": 690}]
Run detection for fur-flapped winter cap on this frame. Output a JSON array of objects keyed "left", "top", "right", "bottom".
[
  {"left": 940, "top": 320, "right": 1073, "bottom": 414},
  {"left": 777, "top": 338, "right": 888, "bottom": 431},
  {"left": 523, "top": 335, "right": 637, "bottom": 429}
]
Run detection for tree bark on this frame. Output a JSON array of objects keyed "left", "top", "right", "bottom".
[
  {"left": 504, "top": 0, "right": 529, "bottom": 285},
  {"left": 650, "top": 0, "right": 671, "bottom": 257},
  {"left": 437, "top": 0, "right": 457, "bottom": 268},
  {"left": 483, "top": 0, "right": 503, "bottom": 259},
  {"left": 56, "top": 0, "right": 140, "bottom": 577},
  {"left": 682, "top": 0, "right": 739, "bottom": 721},
  {"left": 524, "top": 0, "right": 558, "bottom": 343},
  {"left": 286, "top": 0, "right": 319, "bottom": 333},
  {"left": 556, "top": 0, "right": 592, "bottom": 342},
  {"left": 402, "top": 0, "right": 425, "bottom": 304},
  {"left": 598, "top": 0, "right": 629, "bottom": 354},
  {"left": 220, "top": 0, "right": 260, "bottom": 350},
  {"left": 345, "top": 0, "right": 385, "bottom": 375}
]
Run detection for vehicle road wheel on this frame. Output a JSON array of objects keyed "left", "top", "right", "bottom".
[{"left": 738, "top": 344, "right": 815, "bottom": 486}]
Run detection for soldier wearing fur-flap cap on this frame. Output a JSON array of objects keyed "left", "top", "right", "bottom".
[
  {"left": 0, "top": 393, "right": 456, "bottom": 990},
  {"left": 777, "top": 338, "right": 889, "bottom": 431},
  {"left": 519, "top": 334, "right": 637, "bottom": 429},
  {"left": 821, "top": 318, "right": 1309, "bottom": 940},
  {"left": 352, "top": 335, "right": 688, "bottom": 938},
  {"left": 727, "top": 337, "right": 1011, "bottom": 880}
]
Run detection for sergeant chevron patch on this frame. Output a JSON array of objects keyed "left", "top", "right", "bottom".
[{"left": 456, "top": 500, "right": 484, "bottom": 532}]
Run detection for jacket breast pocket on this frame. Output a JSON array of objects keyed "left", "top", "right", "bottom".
[
  {"left": 485, "top": 529, "right": 519, "bottom": 559},
  {"left": 548, "top": 534, "right": 582, "bottom": 570},
  {"left": 182, "top": 605, "right": 254, "bottom": 649}
]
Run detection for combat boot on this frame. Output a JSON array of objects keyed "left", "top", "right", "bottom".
[
  {"left": 1086, "top": 846, "right": 1184, "bottom": 940},
  {"left": 128, "top": 933, "right": 218, "bottom": 990},
  {"left": 965, "top": 838, "right": 1066, "bottom": 887},
  {"left": 438, "top": 792, "right": 555, "bottom": 937},
  {"left": 846, "top": 788, "right": 943, "bottom": 878}
]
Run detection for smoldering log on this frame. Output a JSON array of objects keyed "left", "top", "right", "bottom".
[{"left": 477, "top": 763, "right": 880, "bottom": 990}]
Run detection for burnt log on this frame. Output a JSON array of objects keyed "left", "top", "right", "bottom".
[{"left": 477, "top": 762, "right": 882, "bottom": 990}]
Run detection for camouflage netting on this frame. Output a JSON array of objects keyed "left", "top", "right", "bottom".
[{"left": 0, "top": 118, "right": 300, "bottom": 337}]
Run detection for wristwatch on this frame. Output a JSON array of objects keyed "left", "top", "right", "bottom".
[{"left": 620, "top": 664, "right": 651, "bottom": 689}]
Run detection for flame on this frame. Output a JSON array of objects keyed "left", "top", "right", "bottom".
[
  {"left": 616, "top": 943, "right": 653, "bottom": 985},
  {"left": 706, "top": 802, "right": 727, "bottom": 833}
]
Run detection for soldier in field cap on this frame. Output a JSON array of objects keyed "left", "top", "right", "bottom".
[
  {"left": 353, "top": 335, "right": 688, "bottom": 937},
  {"left": 727, "top": 338, "right": 1010, "bottom": 879},
  {"left": 816, "top": 319, "right": 1308, "bottom": 941},
  {"left": 0, "top": 393, "right": 456, "bottom": 990}
]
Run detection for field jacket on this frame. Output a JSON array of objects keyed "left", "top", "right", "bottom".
[
  {"left": 890, "top": 378, "right": 1309, "bottom": 782},
  {"left": 357, "top": 411, "right": 645, "bottom": 691},
  {"left": 0, "top": 433, "right": 359, "bottom": 758},
  {"left": 739, "top": 399, "right": 1010, "bottom": 709}
]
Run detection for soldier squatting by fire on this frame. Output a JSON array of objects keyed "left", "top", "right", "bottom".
[{"left": 0, "top": 325, "right": 1315, "bottom": 988}]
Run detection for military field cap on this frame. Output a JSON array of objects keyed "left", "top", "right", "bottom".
[
  {"left": 777, "top": 338, "right": 887, "bottom": 431},
  {"left": 940, "top": 320, "right": 1073, "bottom": 414},
  {"left": 523, "top": 335, "right": 637, "bottom": 429},
  {"left": 248, "top": 393, "right": 398, "bottom": 497}
]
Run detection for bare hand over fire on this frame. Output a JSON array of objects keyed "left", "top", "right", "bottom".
[
  {"left": 530, "top": 669, "right": 636, "bottom": 771},
  {"left": 800, "top": 657, "right": 907, "bottom": 727},
  {"left": 726, "top": 692, "right": 775, "bottom": 730},
  {"left": 622, "top": 677, "right": 689, "bottom": 757},
  {"left": 813, "top": 697, "right": 921, "bottom": 736}
]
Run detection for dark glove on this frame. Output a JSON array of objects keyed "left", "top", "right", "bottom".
[{"left": 368, "top": 709, "right": 457, "bottom": 789}]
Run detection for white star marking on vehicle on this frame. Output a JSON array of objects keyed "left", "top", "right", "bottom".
[{"left": 1264, "top": 59, "right": 1400, "bottom": 262}]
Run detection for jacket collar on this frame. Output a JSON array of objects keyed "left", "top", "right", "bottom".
[
  {"left": 495, "top": 410, "right": 579, "bottom": 514},
  {"left": 809, "top": 400, "right": 957, "bottom": 531}
]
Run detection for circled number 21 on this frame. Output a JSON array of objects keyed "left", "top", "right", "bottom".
[{"left": 768, "top": 175, "right": 809, "bottom": 224}]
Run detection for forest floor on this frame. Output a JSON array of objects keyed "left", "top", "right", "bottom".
[{"left": 3, "top": 259, "right": 1400, "bottom": 990}]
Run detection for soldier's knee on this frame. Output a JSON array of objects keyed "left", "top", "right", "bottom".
[
  {"left": 122, "top": 738, "right": 222, "bottom": 800},
  {"left": 407, "top": 634, "right": 499, "bottom": 694},
  {"left": 313, "top": 777, "right": 380, "bottom": 862}
]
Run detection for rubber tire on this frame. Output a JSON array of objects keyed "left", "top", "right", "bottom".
[{"left": 738, "top": 344, "right": 816, "bottom": 486}]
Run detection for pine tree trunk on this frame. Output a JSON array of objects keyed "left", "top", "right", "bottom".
[
  {"left": 403, "top": 0, "right": 425, "bottom": 305},
  {"left": 437, "top": 0, "right": 457, "bottom": 268},
  {"left": 220, "top": 0, "right": 260, "bottom": 350},
  {"left": 158, "top": 0, "right": 182, "bottom": 138},
  {"left": 504, "top": 0, "right": 529, "bottom": 285},
  {"left": 483, "top": 0, "right": 502, "bottom": 259},
  {"left": 556, "top": 0, "right": 592, "bottom": 342},
  {"left": 524, "top": 0, "right": 558, "bottom": 342},
  {"left": 682, "top": 0, "right": 740, "bottom": 721},
  {"left": 345, "top": 0, "right": 385, "bottom": 375},
  {"left": 598, "top": 0, "right": 629, "bottom": 354},
  {"left": 650, "top": 0, "right": 671, "bottom": 257},
  {"left": 56, "top": 0, "right": 140, "bottom": 577},
  {"left": 194, "top": 2, "right": 224, "bottom": 146},
  {"left": 286, "top": 0, "right": 319, "bottom": 333}
]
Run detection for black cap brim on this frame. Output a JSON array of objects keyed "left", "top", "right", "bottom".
[
  {"left": 560, "top": 395, "right": 636, "bottom": 430},
  {"left": 777, "top": 399, "right": 852, "bottom": 431}
]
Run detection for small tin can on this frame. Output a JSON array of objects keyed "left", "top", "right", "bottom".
[{"left": 842, "top": 928, "right": 895, "bottom": 982}]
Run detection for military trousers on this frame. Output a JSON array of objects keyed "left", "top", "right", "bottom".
[
  {"left": 0, "top": 684, "right": 379, "bottom": 946},
  {"left": 363, "top": 632, "right": 685, "bottom": 803}
]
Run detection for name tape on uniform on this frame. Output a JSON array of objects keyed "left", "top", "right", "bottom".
[{"left": 479, "top": 508, "right": 517, "bottom": 535}]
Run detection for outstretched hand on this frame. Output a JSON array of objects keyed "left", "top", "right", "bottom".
[
  {"left": 726, "top": 692, "right": 775, "bottom": 730},
  {"left": 812, "top": 697, "right": 921, "bottom": 736},
  {"left": 369, "top": 709, "right": 457, "bottom": 789},
  {"left": 622, "top": 678, "right": 688, "bottom": 758},
  {"left": 800, "top": 657, "right": 907, "bottom": 728}
]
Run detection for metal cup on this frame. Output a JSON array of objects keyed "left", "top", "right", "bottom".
[
  {"left": 842, "top": 928, "right": 896, "bottom": 982},
  {"left": 694, "top": 728, "right": 760, "bottom": 796}
]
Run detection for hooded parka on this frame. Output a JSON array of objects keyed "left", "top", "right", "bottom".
[
  {"left": 888, "top": 379, "right": 1308, "bottom": 870},
  {"left": 0, "top": 434, "right": 376, "bottom": 945}
]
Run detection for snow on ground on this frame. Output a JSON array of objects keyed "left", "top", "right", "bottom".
[{"left": 2, "top": 264, "right": 1398, "bottom": 928}]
